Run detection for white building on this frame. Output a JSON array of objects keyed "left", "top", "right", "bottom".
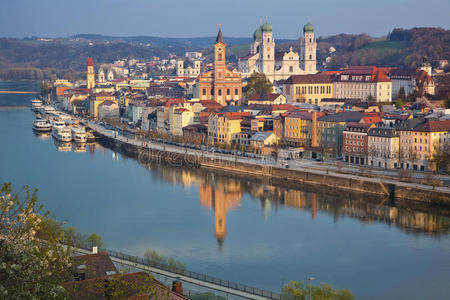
[
  {"left": 177, "top": 59, "right": 202, "bottom": 77},
  {"left": 238, "top": 20, "right": 317, "bottom": 82},
  {"left": 367, "top": 127, "right": 399, "bottom": 168},
  {"left": 333, "top": 66, "right": 392, "bottom": 102}
]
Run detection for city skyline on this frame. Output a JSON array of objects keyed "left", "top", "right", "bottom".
[{"left": 1, "top": 0, "right": 450, "bottom": 38}]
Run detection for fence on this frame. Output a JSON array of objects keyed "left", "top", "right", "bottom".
[{"left": 76, "top": 243, "right": 281, "bottom": 300}]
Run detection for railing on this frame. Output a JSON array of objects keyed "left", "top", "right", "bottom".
[{"left": 76, "top": 243, "right": 282, "bottom": 300}]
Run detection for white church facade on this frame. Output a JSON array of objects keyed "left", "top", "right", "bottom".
[{"left": 238, "top": 20, "right": 317, "bottom": 82}]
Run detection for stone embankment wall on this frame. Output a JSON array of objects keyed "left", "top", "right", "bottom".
[{"left": 99, "top": 135, "right": 450, "bottom": 206}]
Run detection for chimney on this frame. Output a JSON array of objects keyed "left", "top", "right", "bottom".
[
  {"left": 172, "top": 280, "right": 183, "bottom": 295},
  {"left": 311, "top": 112, "right": 318, "bottom": 148}
]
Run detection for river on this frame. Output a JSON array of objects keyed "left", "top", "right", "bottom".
[{"left": 0, "top": 81, "right": 449, "bottom": 299}]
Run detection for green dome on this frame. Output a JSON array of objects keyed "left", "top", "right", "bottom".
[
  {"left": 303, "top": 22, "right": 314, "bottom": 33},
  {"left": 253, "top": 26, "right": 262, "bottom": 41},
  {"left": 261, "top": 21, "right": 272, "bottom": 32}
]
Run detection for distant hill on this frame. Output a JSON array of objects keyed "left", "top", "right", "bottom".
[
  {"left": 0, "top": 27, "right": 448, "bottom": 80},
  {"left": 72, "top": 34, "right": 252, "bottom": 50}
]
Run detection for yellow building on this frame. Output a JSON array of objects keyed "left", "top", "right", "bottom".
[
  {"left": 89, "top": 92, "right": 117, "bottom": 119},
  {"left": 284, "top": 111, "right": 322, "bottom": 147},
  {"left": 207, "top": 112, "right": 248, "bottom": 145},
  {"left": 283, "top": 74, "right": 333, "bottom": 105},
  {"left": 399, "top": 120, "right": 450, "bottom": 171}
]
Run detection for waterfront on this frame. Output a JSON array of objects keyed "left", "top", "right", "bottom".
[{"left": 1, "top": 82, "right": 450, "bottom": 299}]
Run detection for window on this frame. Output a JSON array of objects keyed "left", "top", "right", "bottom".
[
  {"left": 227, "top": 89, "right": 230, "bottom": 95},
  {"left": 235, "top": 88, "right": 238, "bottom": 95},
  {"left": 218, "top": 89, "right": 222, "bottom": 96},
  {"left": 218, "top": 54, "right": 222, "bottom": 60},
  {"left": 289, "top": 66, "right": 293, "bottom": 72},
  {"left": 202, "top": 89, "right": 206, "bottom": 96},
  {"left": 309, "top": 55, "right": 312, "bottom": 60}
]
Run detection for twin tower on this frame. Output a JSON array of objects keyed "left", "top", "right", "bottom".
[{"left": 238, "top": 19, "right": 317, "bottom": 82}]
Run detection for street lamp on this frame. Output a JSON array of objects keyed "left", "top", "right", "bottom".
[{"left": 306, "top": 276, "right": 315, "bottom": 300}]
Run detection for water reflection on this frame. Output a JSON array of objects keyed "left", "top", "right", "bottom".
[
  {"left": 53, "top": 139, "right": 72, "bottom": 152},
  {"left": 33, "top": 131, "right": 51, "bottom": 140},
  {"left": 136, "top": 161, "right": 450, "bottom": 246},
  {"left": 73, "top": 143, "right": 87, "bottom": 153}
]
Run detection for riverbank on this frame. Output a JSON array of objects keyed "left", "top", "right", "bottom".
[{"left": 85, "top": 121, "right": 450, "bottom": 206}]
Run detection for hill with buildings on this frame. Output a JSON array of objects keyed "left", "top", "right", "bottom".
[{"left": 0, "top": 27, "right": 448, "bottom": 80}]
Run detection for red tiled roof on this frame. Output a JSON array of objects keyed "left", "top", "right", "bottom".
[
  {"left": 414, "top": 120, "right": 450, "bottom": 132},
  {"left": 248, "top": 91, "right": 282, "bottom": 102},
  {"left": 284, "top": 74, "right": 332, "bottom": 84}
]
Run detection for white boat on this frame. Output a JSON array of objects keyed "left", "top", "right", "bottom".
[
  {"left": 30, "top": 99, "right": 43, "bottom": 112},
  {"left": 71, "top": 127, "right": 87, "bottom": 143},
  {"left": 51, "top": 120, "right": 72, "bottom": 142},
  {"left": 38, "top": 105, "right": 56, "bottom": 116},
  {"left": 32, "top": 119, "right": 52, "bottom": 132},
  {"left": 86, "top": 130, "right": 96, "bottom": 143}
]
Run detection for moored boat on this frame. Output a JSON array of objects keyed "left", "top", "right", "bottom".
[
  {"left": 51, "top": 120, "right": 72, "bottom": 142},
  {"left": 30, "top": 99, "right": 43, "bottom": 112},
  {"left": 71, "top": 127, "right": 87, "bottom": 143},
  {"left": 32, "top": 119, "right": 52, "bottom": 132}
]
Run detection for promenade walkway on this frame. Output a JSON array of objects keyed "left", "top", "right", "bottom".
[
  {"left": 74, "top": 245, "right": 281, "bottom": 300},
  {"left": 83, "top": 120, "right": 450, "bottom": 196}
]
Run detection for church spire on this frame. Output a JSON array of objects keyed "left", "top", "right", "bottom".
[{"left": 215, "top": 25, "right": 225, "bottom": 44}]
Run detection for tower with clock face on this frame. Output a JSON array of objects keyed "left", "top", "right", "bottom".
[{"left": 214, "top": 27, "right": 226, "bottom": 81}]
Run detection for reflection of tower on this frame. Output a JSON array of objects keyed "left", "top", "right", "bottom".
[
  {"left": 199, "top": 176, "right": 242, "bottom": 250},
  {"left": 88, "top": 143, "right": 95, "bottom": 157},
  {"left": 311, "top": 193, "right": 317, "bottom": 220}
]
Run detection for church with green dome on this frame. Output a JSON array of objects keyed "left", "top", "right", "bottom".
[{"left": 238, "top": 19, "right": 317, "bottom": 82}]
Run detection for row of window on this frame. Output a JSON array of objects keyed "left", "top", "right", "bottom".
[
  {"left": 295, "top": 85, "right": 331, "bottom": 95},
  {"left": 202, "top": 88, "right": 239, "bottom": 96}
]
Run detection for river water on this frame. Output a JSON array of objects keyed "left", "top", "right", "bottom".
[{"left": 0, "top": 81, "right": 449, "bottom": 299}]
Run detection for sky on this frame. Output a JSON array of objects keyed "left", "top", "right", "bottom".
[{"left": 1, "top": 0, "right": 449, "bottom": 39}]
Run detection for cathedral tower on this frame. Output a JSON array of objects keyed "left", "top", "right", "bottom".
[
  {"left": 301, "top": 21, "right": 317, "bottom": 73},
  {"left": 260, "top": 19, "right": 275, "bottom": 78},
  {"left": 87, "top": 57, "right": 95, "bottom": 89}
]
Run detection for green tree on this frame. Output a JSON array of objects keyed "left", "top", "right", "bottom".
[
  {"left": 40, "top": 80, "right": 52, "bottom": 96},
  {"left": 394, "top": 98, "right": 406, "bottom": 108},
  {"left": 85, "top": 232, "right": 103, "bottom": 248},
  {"left": 0, "top": 183, "right": 72, "bottom": 299},
  {"left": 282, "top": 280, "right": 354, "bottom": 300},
  {"left": 397, "top": 87, "right": 406, "bottom": 101},
  {"left": 243, "top": 72, "right": 273, "bottom": 100}
]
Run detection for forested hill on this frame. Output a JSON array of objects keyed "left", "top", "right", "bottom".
[
  {"left": 326, "top": 27, "right": 450, "bottom": 70},
  {"left": 72, "top": 34, "right": 252, "bottom": 49},
  {"left": 0, "top": 27, "right": 448, "bottom": 80}
]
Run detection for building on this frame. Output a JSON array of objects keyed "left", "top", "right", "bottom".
[
  {"left": 88, "top": 92, "right": 116, "bottom": 119},
  {"left": 249, "top": 132, "right": 278, "bottom": 155},
  {"left": 387, "top": 69, "right": 415, "bottom": 98},
  {"left": 367, "top": 127, "right": 400, "bottom": 168},
  {"left": 342, "top": 122, "right": 375, "bottom": 165},
  {"left": 399, "top": 120, "right": 450, "bottom": 171},
  {"left": 317, "top": 111, "right": 366, "bottom": 156},
  {"left": 247, "top": 90, "right": 286, "bottom": 105},
  {"left": 333, "top": 66, "right": 392, "bottom": 102},
  {"left": 238, "top": 20, "right": 317, "bottom": 82},
  {"left": 86, "top": 57, "right": 95, "bottom": 89},
  {"left": 283, "top": 111, "right": 323, "bottom": 147},
  {"left": 283, "top": 74, "right": 333, "bottom": 105},
  {"left": 207, "top": 112, "right": 248, "bottom": 145},
  {"left": 197, "top": 27, "right": 243, "bottom": 106},
  {"left": 177, "top": 59, "right": 202, "bottom": 77},
  {"left": 98, "top": 100, "right": 119, "bottom": 119}
]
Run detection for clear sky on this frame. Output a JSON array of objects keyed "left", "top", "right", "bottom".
[{"left": 1, "top": 0, "right": 449, "bottom": 39}]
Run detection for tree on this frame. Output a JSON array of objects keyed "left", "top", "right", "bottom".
[
  {"left": 397, "top": 87, "right": 406, "bottom": 101},
  {"left": 282, "top": 280, "right": 354, "bottom": 300},
  {"left": 243, "top": 72, "right": 273, "bottom": 100},
  {"left": 394, "top": 99, "right": 406, "bottom": 108},
  {"left": 431, "top": 144, "right": 450, "bottom": 174},
  {"left": 85, "top": 232, "right": 103, "bottom": 248},
  {"left": 0, "top": 183, "right": 72, "bottom": 299},
  {"left": 40, "top": 80, "right": 52, "bottom": 96}
]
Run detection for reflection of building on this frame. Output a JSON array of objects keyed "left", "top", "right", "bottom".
[{"left": 199, "top": 177, "right": 242, "bottom": 248}]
